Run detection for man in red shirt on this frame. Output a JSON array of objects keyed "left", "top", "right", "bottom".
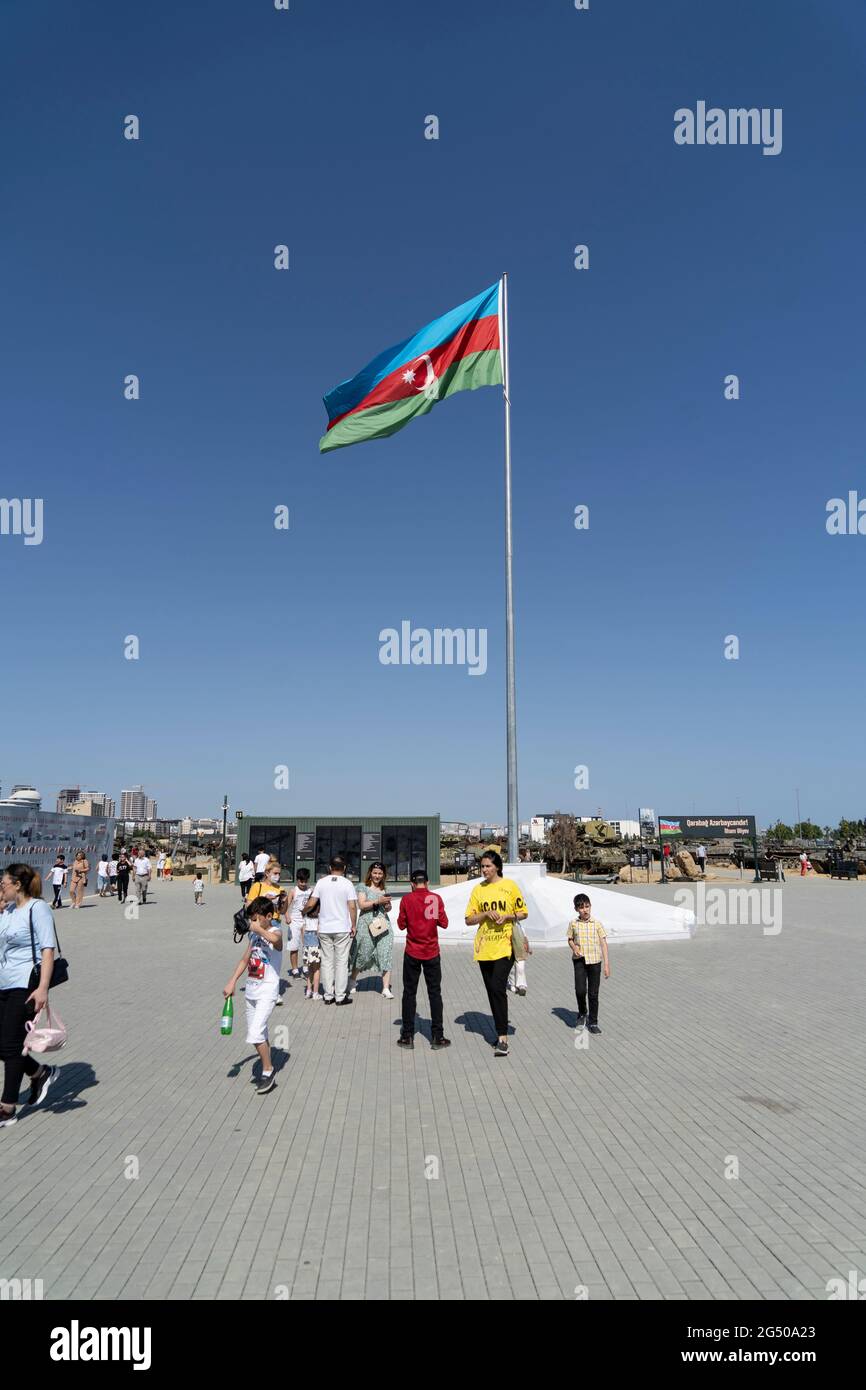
[{"left": 397, "top": 869, "right": 450, "bottom": 1050}]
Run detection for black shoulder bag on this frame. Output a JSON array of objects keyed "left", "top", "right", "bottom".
[
  {"left": 233, "top": 905, "right": 251, "bottom": 943},
  {"left": 29, "top": 906, "right": 69, "bottom": 991}
]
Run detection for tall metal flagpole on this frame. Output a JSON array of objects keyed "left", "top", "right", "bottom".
[{"left": 500, "top": 273, "right": 519, "bottom": 864}]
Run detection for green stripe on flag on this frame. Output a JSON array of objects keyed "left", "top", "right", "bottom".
[{"left": 319, "top": 348, "right": 502, "bottom": 453}]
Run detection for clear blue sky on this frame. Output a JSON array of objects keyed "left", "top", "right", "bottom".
[{"left": 2, "top": 0, "right": 864, "bottom": 829}]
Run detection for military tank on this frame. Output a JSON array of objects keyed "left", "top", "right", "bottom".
[
  {"left": 761, "top": 839, "right": 865, "bottom": 876},
  {"left": 575, "top": 820, "right": 628, "bottom": 874},
  {"left": 542, "top": 819, "right": 627, "bottom": 876}
]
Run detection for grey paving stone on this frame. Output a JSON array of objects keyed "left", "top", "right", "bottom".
[{"left": 0, "top": 878, "right": 863, "bottom": 1302}]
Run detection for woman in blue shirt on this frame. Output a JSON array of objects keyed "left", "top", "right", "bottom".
[{"left": 0, "top": 863, "right": 59, "bottom": 1127}]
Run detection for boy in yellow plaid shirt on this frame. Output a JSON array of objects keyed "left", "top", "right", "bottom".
[{"left": 567, "top": 893, "right": 610, "bottom": 1034}]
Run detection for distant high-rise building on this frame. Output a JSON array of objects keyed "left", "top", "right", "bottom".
[
  {"left": 89, "top": 791, "right": 115, "bottom": 817},
  {"left": 68, "top": 791, "right": 116, "bottom": 818},
  {"left": 145, "top": 797, "right": 157, "bottom": 821},
  {"left": 56, "top": 787, "right": 82, "bottom": 813},
  {"left": 120, "top": 786, "right": 147, "bottom": 820}
]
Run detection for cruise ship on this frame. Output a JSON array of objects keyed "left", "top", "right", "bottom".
[{"left": 0, "top": 785, "right": 115, "bottom": 872}]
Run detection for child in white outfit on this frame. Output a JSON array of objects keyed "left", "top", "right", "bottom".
[{"left": 223, "top": 898, "right": 283, "bottom": 1094}]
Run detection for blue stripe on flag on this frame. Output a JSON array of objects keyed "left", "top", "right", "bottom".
[{"left": 322, "top": 281, "right": 500, "bottom": 422}]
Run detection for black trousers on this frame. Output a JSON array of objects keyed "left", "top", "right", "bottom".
[
  {"left": 52, "top": 885, "right": 62, "bottom": 907},
  {"left": 479, "top": 954, "right": 513, "bottom": 1036},
  {"left": 573, "top": 958, "right": 602, "bottom": 1025},
  {"left": 116, "top": 873, "right": 130, "bottom": 902},
  {"left": 400, "top": 953, "right": 443, "bottom": 1039},
  {"left": 0, "top": 988, "right": 41, "bottom": 1106}
]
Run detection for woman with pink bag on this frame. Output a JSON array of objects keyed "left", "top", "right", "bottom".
[{"left": 0, "top": 863, "right": 60, "bottom": 1128}]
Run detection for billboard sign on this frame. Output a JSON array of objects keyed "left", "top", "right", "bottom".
[
  {"left": 638, "top": 808, "right": 656, "bottom": 838},
  {"left": 0, "top": 808, "right": 115, "bottom": 870},
  {"left": 658, "top": 814, "right": 757, "bottom": 840}
]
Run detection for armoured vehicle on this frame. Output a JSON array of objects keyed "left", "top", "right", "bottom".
[
  {"left": 544, "top": 819, "right": 628, "bottom": 876},
  {"left": 572, "top": 819, "right": 628, "bottom": 875}
]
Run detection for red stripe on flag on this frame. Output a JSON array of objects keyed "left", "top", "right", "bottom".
[{"left": 326, "top": 313, "right": 499, "bottom": 431}]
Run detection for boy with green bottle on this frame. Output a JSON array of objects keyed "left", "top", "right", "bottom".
[{"left": 223, "top": 897, "right": 283, "bottom": 1094}]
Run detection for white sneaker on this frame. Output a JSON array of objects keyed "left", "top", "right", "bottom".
[
  {"left": 507, "top": 981, "right": 517, "bottom": 993},
  {"left": 350, "top": 986, "right": 357, "bottom": 995},
  {"left": 382, "top": 987, "right": 394, "bottom": 999}
]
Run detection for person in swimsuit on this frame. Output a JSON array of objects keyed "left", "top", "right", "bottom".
[{"left": 70, "top": 851, "right": 89, "bottom": 909}]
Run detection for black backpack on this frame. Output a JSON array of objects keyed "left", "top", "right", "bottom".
[{"left": 233, "top": 905, "right": 250, "bottom": 943}]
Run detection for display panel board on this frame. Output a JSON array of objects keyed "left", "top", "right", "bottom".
[{"left": 658, "top": 815, "right": 757, "bottom": 839}]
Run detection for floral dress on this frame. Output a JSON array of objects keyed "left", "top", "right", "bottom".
[{"left": 349, "top": 885, "right": 393, "bottom": 974}]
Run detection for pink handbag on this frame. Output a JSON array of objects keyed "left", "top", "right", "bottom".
[{"left": 22, "top": 1005, "right": 67, "bottom": 1055}]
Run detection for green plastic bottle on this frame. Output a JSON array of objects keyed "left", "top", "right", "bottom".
[{"left": 221, "top": 995, "right": 234, "bottom": 1035}]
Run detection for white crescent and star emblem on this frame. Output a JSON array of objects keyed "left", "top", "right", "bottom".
[{"left": 401, "top": 352, "right": 439, "bottom": 401}]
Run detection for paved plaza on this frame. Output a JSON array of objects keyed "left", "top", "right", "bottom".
[{"left": 0, "top": 876, "right": 864, "bottom": 1301}]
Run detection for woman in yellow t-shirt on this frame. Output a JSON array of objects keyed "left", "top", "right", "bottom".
[
  {"left": 245, "top": 860, "right": 289, "bottom": 916},
  {"left": 464, "top": 850, "right": 529, "bottom": 1057}
]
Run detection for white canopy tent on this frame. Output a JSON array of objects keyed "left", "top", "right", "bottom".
[{"left": 428, "top": 863, "right": 695, "bottom": 946}]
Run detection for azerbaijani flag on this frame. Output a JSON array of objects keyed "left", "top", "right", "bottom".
[{"left": 319, "top": 281, "right": 502, "bottom": 453}]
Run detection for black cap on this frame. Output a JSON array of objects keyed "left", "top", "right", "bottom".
[{"left": 410, "top": 869, "right": 428, "bottom": 883}]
